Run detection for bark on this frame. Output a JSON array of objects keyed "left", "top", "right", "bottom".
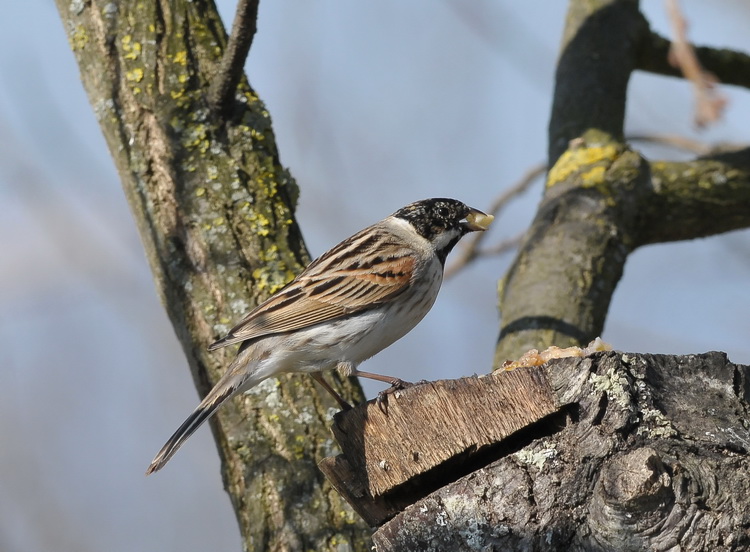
[
  {"left": 56, "top": 1, "right": 369, "bottom": 550},
  {"left": 495, "top": 0, "right": 750, "bottom": 364},
  {"left": 637, "top": 32, "right": 750, "bottom": 89},
  {"left": 360, "top": 352, "right": 750, "bottom": 551}
]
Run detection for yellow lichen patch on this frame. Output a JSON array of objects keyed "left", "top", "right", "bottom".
[
  {"left": 196, "top": 187, "right": 206, "bottom": 197},
  {"left": 182, "top": 124, "right": 210, "bottom": 153},
  {"left": 252, "top": 264, "right": 294, "bottom": 295},
  {"left": 244, "top": 211, "right": 272, "bottom": 236},
  {"left": 70, "top": 25, "right": 88, "bottom": 51},
  {"left": 125, "top": 68, "right": 144, "bottom": 83},
  {"left": 121, "top": 35, "right": 142, "bottom": 61},
  {"left": 580, "top": 165, "right": 606, "bottom": 185},
  {"left": 173, "top": 51, "right": 188, "bottom": 66},
  {"left": 122, "top": 39, "right": 142, "bottom": 60},
  {"left": 293, "top": 435, "right": 307, "bottom": 460},
  {"left": 547, "top": 144, "right": 619, "bottom": 188},
  {"left": 262, "top": 244, "right": 279, "bottom": 258}
]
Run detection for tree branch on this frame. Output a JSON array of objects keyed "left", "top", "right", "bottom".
[
  {"left": 499, "top": 1, "right": 650, "bottom": 364},
  {"left": 496, "top": 131, "right": 651, "bottom": 366},
  {"left": 208, "top": 0, "right": 260, "bottom": 115},
  {"left": 641, "top": 147, "right": 750, "bottom": 244},
  {"left": 637, "top": 31, "right": 750, "bottom": 89},
  {"left": 498, "top": 0, "right": 750, "bottom": 365},
  {"left": 548, "top": 0, "right": 648, "bottom": 165}
]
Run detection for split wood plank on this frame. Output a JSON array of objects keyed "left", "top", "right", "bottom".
[{"left": 321, "top": 364, "right": 568, "bottom": 525}]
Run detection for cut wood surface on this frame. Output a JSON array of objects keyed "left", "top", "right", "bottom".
[{"left": 320, "top": 364, "right": 570, "bottom": 525}]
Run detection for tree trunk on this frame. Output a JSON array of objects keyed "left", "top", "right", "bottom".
[
  {"left": 323, "top": 352, "right": 750, "bottom": 551},
  {"left": 56, "top": 1, "right": 370, "bottom": 550}
]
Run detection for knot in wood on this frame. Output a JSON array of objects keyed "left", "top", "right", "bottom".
[{"left": 600, "top": 447, "right": 673, "bottom": 512}]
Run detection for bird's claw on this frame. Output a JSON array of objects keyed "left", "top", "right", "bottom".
[{"left": 375, "top": 379, "right": 417, "bottom": 414}]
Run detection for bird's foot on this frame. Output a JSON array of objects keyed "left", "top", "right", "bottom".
[{"left": 375, "top": 379, "right": 428, "bottom": 414}]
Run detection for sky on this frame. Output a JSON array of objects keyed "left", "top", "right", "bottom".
[{"left": 0, "top": 1, "right": 748, "bottom": 550}]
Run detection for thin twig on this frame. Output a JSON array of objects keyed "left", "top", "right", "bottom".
[
  {"left": 665, "top": 0, "right": 727, "bottom": 128},
  {"left": 628, "top": 133, "right": 711, "bottom": 155},
  {"left": 628, "top": 133, "right": 747, "bottom": 156},
  {"left": 208, "top": 0, "right": 260, "bottom": 115},
  {"left": 445, "top": 162, "right": 546, "bottom": 279}
]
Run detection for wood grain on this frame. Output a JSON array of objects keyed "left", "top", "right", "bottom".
[{"left": 321, "top": 365, "right": 568, "bottom": 525}]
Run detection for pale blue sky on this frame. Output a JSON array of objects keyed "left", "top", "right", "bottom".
[{"left": 1, "top": 2, "right": 748, "bottom": 550}]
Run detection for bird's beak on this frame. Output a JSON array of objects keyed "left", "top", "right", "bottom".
[{"left": 463, "top": 208, "right": 494, "bottom": 232}]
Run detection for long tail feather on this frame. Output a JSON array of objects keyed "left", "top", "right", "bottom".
[{"left": 146, "top": 366, "right": 257, "bottom": 475}]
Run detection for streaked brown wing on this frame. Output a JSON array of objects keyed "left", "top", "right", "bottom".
[{"left": 208, "top": 225, "right": 416, "bottom": 350}]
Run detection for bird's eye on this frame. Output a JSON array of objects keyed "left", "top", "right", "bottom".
[{"left": 437, "top": 206, "right": 449, "bottom": 218}]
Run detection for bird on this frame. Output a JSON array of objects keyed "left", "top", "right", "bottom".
[{"left": 146, "top": 198, "right": 493, "bottom": 474}]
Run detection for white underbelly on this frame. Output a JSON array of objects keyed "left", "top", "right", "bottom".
[{"left": 259, "top": 262, "right": 443, "bottom": 375}]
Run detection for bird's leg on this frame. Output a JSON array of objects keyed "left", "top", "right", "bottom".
[
  {"left": 351, "top": 369, "right": 419, "bottom": 414},
  {"left": 310, "top": 372, "right": 352, "bottom": 411},
  {"left": 351, "top": 369, "right": 412, "bottom": 389}
]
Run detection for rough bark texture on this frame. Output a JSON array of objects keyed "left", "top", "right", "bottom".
[
  {"left": 368, "top": 352, "right": 750, "bottom": 551},
  {"left": 495, "top": 0, "right": 750, "bottom": 365},
  {"left": 56, "top": 1, "right": 369, "bottom": 550}
]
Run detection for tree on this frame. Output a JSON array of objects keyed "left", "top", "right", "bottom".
[
  {"left": 56, "top": 0, "right": 750, "bottom": 550},
  {"left": 56, "top": 0, "right": 368, "bottom": 550}
]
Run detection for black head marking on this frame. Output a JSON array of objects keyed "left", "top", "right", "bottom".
[
  {"left": 393, "top": 198, "right": 472, "bottom": 241},
  {"left": 393, "top": 198, "right": 478, "bottom": 264}
]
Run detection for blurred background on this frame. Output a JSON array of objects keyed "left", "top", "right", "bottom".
[{"left": 1, "top": 1, "right": 748, "bottom": 550}]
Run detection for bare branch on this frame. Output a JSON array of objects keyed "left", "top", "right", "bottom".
[
  {"left": 628, "top": 133, "right": 748, "bottom": 156},
  {"left": 628, "top": 133, "right": 711, "bottom": 155},
  {"left": 638, "top": 31, "right": 750, "bottom": 89},
  {"left": 664, "top": 0, "right": 727, "bottom": 127},
  {"left": 445, "top": 163, "right": 545, "bottom": 279},
  {"left": 208, "top": 0, "right": 260, "bottom": 115}
]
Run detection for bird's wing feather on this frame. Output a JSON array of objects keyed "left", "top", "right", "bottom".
[{"left": 208, "top": 225, "right": 416, "bottom": 350}]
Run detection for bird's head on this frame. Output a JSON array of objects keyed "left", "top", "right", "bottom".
[{"left": 393, "top": 198, "right": 493, "bottom": 263}]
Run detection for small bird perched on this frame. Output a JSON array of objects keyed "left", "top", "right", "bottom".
[{"left": 146, "top": 198, "right": 493, "bottom": 474}]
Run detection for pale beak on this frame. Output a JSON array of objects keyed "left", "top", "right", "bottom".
[{"left": 463, "top": 208, "right": 494, "bottom": 232}]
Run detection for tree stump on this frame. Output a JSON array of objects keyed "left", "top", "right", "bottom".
[{"left": 321, "top": 351, "right": 750, "bottom": 551}]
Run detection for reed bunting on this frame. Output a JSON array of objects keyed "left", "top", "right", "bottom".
[{"left": 146, "top": 198, "right": 493, "bottom": 474}]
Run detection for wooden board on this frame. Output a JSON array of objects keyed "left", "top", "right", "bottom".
[{"left": 320, "top": 365, "right": 565, "bottom": 525}]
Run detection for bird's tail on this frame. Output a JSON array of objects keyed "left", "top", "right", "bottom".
[{"left": 145, "top": 364, "right": 258, "bottom": 475}]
